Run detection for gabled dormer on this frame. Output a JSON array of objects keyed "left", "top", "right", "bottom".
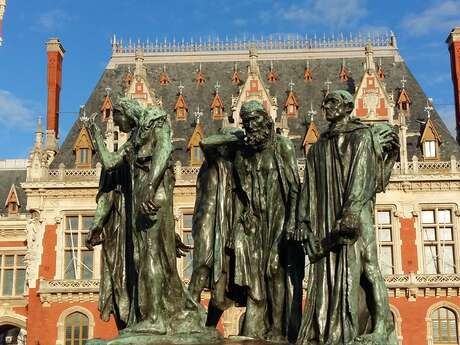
[
  {"left": 195, "top": 63, "right": 206, "bottom": 86},
  {"left": 397, "top": 89, "right": 412, "bottom": 115},
  {"left": 302, "top": 121, "right": 319, "bottom": 156},
  {"left": 339, "top": 59, "right": 349, "bottom": 81},
  {"left": 126, "top": 48, "right": 162, "bottom": 108},
  {"left": 420, "top": 104, "right": 442, "bottom": 160},
  {"left": 304, "top": 60, "right": 313, "bottom": 81},
  {"left": 175, "top": 82, "right": 188, "bottom": 121},
  {"left": 100, "top": 91, "right": 113, "bottom": 121},
  {"left": 211, "top": 82, "right": 224, "bottom": 120},
  {"left": 187, "top": 120, "right": 204, "bottom": 166},
  {"left": 123, "top": 67, "right": 133, "bottom": 91},
  {"left": 159, "top": 64, "right": 170, "bottom": 85},
  {"left": 353, "top": 42, "right": 394, "bottom": 123},
  {"left": 284, "top": 81, "right": 299, "bottom": 117},
  {"left": 74, "top": 127, "right": 94, "bottom": 169},
  {"left": 231, "top": 63, "right": 241, "bottom": 85},
  {"left": 4, "top": 184, "right": 20, "bottom": 216},
  {"left": 230, "top": 48, "right": 278, "bottom": 126},
  {"left": 266, "top": 61, "right": 278, "bottom": 83}
]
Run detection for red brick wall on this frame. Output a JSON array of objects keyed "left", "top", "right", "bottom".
[
  {"left": 391, "top": 296, "right": 460, "bottom": 345},
  {"left": 399, "top": 217, "right": 418, "bottom": 274}
]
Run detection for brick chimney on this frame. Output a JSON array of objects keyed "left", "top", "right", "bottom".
[
  {"left": 0, "top": 0, "right": 6, "bottom": 47},
  {"left": 447, "top": 28, "right": 460, "bottom": 144},
  {"left": 45, "top": 38, "right": 65, "bottom": 156}
]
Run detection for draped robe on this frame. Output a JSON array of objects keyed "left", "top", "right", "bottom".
[{"left": 297, "top": 121, "right": 396, "bottom": 345}]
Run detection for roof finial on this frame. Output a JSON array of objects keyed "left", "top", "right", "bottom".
[
  {"left": 163, "top": 64, "right": 166, "bottom": 72},
  {"left": 214, "top": 81, "right": 221, "bottom": 94},
  {"left": 401, "top": 75, "right": 407, "bottom": 89},
  {"left": 307, "top": 103, "right": 317, "bottom": 121},
  {"left": 178, "top": 81, "right": 184, "bottom": 95},
  {"left": 424, "top": 98, "right": 434, "bottom": 119},
  {"left": 289, "top": 80, "right": 295, "bottom": 92},
  {"left": 105, "top": 87, "right": 111, "bottom": 96},
  {"left": 194, "top": 104, "right": 203, "bottom": 124}
]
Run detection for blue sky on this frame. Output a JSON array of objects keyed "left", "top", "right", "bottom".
[{"left": 0, "top": 0, "right": 459, "bottom": 159}]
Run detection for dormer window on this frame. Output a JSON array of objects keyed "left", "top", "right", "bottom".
[
  {"left": 232, "top": 69, "right": 241, "bottom": 85},
  {"left": 159, "top": 65, "right": 170, "bottom": 85},
  {"left": 284, "top": 91, "right": 299, "bottom": 117},
  {"left": 304, "top": 66, "right": 313, "bottom": 81},
  {"left": 192, "top": 145, "right": 203, "bottom": 165},
  {"left": 196, "top": 64, "right": 206, "bottom": 86},
  {"left": 339, "top": 65, "right": 349, "bottom": 81},
  {"left": 423, "top": 141, "right": 437, "bottom": 159},
  {"left": 5, "top": 184, "right": 20, "bottom": 216},
  {"left": 100, "top": 94, "right": 113, "bottom": 121},
  {"left": 211, "top": 89, "right": 224, "bottom": 120},
  {"left": 175, "top": 93, "right": 188, "bottom": 121},
  {"left": 420, "top": 117, "right": 442, "bottom": 161},
  {"left": 74, "top": 127, "right": 94, "bottom": 169},
  {"left": 187, "top": 124, "right": 204, "bottom": 166}
]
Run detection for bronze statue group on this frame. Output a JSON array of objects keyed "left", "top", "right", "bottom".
[{"left": 85, "top": 90, "right": 400, "bottom": 345}]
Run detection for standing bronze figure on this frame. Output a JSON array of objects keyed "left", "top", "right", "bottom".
[
  {"left": 86, "top": 98, "right": 219, "bottom": 344},
  {"left": 295, "top": 90, "right": 399, "bottom": 345},
  {"left": 189, "top": 100, "right": 303, "bottom": 341}
]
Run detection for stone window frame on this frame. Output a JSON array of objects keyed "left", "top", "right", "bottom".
[
  {"left": 175, "top": 208, "right": 194, "bottom": 282},
  {"left": 0, "top": 251, "right": 26, "bottom": 298},
  {"left": 375, "top": 205, "right": 403, "bottom": 275},
  {"left": 56, "top": 306, "right": 95, "bottom": 345},
  {"left": 415, "top": 203, "right": 460, "bottom": 275},
  {"left": 55, "top": 211, "right": 101, "bottom": 281},
  {"left": 389, "top": 304, "right": 403, "bottom": 345},
  {"left": 425, "top": 301, "right": 460, "bottom": 345}
]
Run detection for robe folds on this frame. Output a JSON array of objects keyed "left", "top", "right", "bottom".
[
  {"left": 193, "top": 133, "right": 304, "bottom": 337},
  {"left": 297, "top": 120, "right": 396, "bottom": 345}
]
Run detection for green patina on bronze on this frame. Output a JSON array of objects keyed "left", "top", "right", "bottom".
[
  {"left": 296, "top": 90, "right": 399, "bottom": 345},
  {"left": 85, "top": 98, "right": 220, "bottom": 344},
  {"left": 84, "top": 90, "right": 399, "bottom": 345},
  {"left": 188, "top": 100, "right": 304, "bottom": 342}
]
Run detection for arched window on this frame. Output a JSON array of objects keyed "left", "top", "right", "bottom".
[
  {"left": 431, "top": 307, "right": 459, "bottom": 344},
  {"left": 64, "top": 312, "right": 89, "bottom": 345}
]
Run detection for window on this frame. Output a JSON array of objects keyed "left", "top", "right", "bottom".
[
  {"left": 421, "top": 208, "right": 456, "bottom": 274},
  {"left": 65, "top": 312, "right": 89, "bottom": 345},
  {"left": 64, "top": 215, "right": 95, "bottom": 280},
  {"left": 181, "top": 213, "right": 194, "bottom": 280},
  {"left": 0, "top": 253, "right": 25, "bottom": 296},
  {"left": 424, "top": 141, "right": 437, "bottom": 159},
  {"left": 79, "top": 149, "right": 89, "bottom": 165},
  {"left": 191, "top": 146, "right": 203, "bottom": 165},
  {"left": 375, "top": 210, "right": 395, "bottom": 275},
  {"left": 431, "top": 307, "right": 459, "bottom": 344}
]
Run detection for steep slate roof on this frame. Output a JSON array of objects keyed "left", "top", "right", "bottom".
[
  {"left": 51, "top": 36, "right": 460, "bottom": 168},
  {"left": 0, "top": 170, "right": 27, "bottom": 216}
]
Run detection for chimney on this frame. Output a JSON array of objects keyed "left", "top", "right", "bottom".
[
  {"left": 447, "top": 28, "right": 460, "bottom": 144},
  {"left": 45, "top": 38, "right": 65, "bottom": 155},
  {"left": 0, "top": 0, "right": 6, "bottom": 47}
]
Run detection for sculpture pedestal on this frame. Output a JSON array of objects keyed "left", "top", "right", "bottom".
[{"left": 87, "top": 334, "right": 291, "bottom": 345}]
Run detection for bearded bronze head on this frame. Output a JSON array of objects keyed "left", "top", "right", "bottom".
[{"left": 240, "top": 100, "right": 274, "bottom": 151}]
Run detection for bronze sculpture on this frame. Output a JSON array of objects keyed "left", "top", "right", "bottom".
[
  {"left": 295, "top": 90, "right": 399, "bottom": 345},
  {"left": 85, "top": 98, "right": 219, "bottom": 344},
  {"left": 189, "top": 100, "right": 303, "bottom": 341}
]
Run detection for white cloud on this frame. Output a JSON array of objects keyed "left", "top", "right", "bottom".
[
  {"left": 0, "top": 90, "right": 36, "bottom": 129},
  {"left": 36, "top": 9, "right": 75, "bottom": 32},
  {"left": 401, "top": 0, "right": 460, "bottom": 36},
  {"left": 279, "top": 0, "right": 367, "bottom": 29},
  {"left": 436, "top": 104, "right": 456, "bottom": 136}
]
